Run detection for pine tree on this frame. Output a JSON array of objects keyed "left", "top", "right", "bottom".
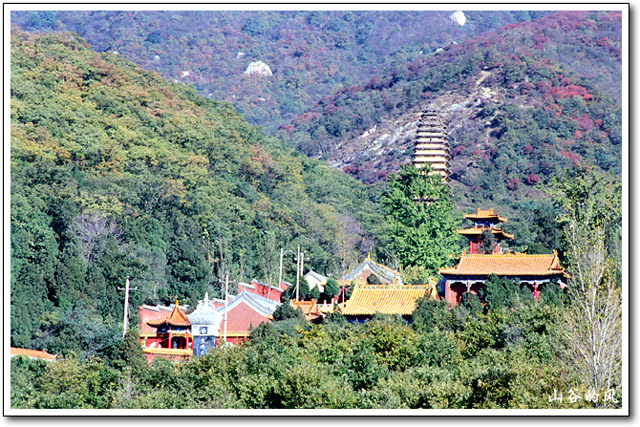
[{"left": 381, "top": 165, "right": 461, "bottom": 274}]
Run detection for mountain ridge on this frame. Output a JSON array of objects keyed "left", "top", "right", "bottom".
[{"left": 12, "top": 10, "right": 554, "bottom": 132}]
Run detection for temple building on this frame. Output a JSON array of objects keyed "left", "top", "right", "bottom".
[
  {"left": 457, "top": 208, "right": 514, "bottom": 254},
  {"left": 237, "top": 279, "right": 285, "bottom": 301},
  {"left": 340, "top": 255, "right": 403, "bottom": 286},
  {"left": 140, "top": 300, "right": 193, "bottom": 362},
  {"left": 219, "top": 288, "right": 281, "bottom": 345},
  {"left": 187, "top": 293, "right": 221, "bottom": 357},
  {"left": 289, "top": 299, "right": 333, "bottom": 323},
  {"left": 341, "top": 283, "right": 438, "bottom": 322},
  {"left": 304, "top": 270, "right": 328, "bottom": 292},
  {"left": 412, "top": 109, "right": 450, "bottom": 182},
  {"left": 439, "top": 208, "right": 568, "bottom": 307}
]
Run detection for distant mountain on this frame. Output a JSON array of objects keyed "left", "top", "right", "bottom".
[
  {"left": 12, "top": 10, "right": 553, "bottom": 132},
  {"left": 276, "top": 11, "right": 622, "bottom": 211},
  {"left": 10, "top": 28, "right": 381, "bottom": 351}
]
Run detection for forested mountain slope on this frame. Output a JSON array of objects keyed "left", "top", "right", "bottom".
[
  {"left": 12, "top": 10, "right": 552, "bottom": 132},
  {"left": 10, "top": 28, "right": 382, "bottom": 354},
  {"left": 276, "top": 11, "right": 622, "bottom": 242}
]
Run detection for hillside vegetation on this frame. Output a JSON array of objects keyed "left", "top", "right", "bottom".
[
  {"left": 10, "top": 28, "right": 382, "bottom": 354},
  {"left": 12, "top": 10, "right": 552, "bottom": 132}
]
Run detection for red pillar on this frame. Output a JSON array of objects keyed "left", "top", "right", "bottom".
[
  {"left": 445, "top": 281, "right": 452, "bottom": 306},
  {"left": 534, "top": 281, "right": 539, "bottom": 300}
]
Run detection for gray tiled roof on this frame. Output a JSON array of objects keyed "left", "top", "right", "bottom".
[
  {"left": 217, "top": 290, "right": 281, "bottom": 317},
  {"left": 342, "top": 259, "right": 404, "bottom": 285}
]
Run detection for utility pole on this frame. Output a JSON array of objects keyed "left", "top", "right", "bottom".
[
  {"left": 118, "top": 276, "right": 137, "bottom": 339},
  {"left": 223, "top": 273, "right": 229, "bottom": 346},
  {"left": 296, "top": 245, "right": 300, "bottom": 301},
  {"left": 272, "top": 248, "right": 284, "bottom": 301}
]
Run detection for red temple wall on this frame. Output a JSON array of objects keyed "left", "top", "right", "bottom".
[
  {"left": 238, "top": 280, "right": 283, "bottom": 302},
  {"left": 223, "top": 301, "right": 270, "bottom": 332},
  {"left": 138, "top": 307, "right": 171, "bottom": 334}
]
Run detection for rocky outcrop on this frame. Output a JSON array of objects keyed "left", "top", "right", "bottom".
[{"left": 244, "top": 61, "right": 272, "bottom": 76}]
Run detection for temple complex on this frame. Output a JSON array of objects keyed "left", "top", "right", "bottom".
[
  {"left": 439, "top": 208, "right": 568, "bottom": 306},
  {"left": 138, "top": 279, "right": 284, "bottom": 360},
  {"left": 412, "top": 109, "right": 450, "bottom": 182}
]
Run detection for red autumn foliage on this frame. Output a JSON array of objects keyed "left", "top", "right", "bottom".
[
  {"left": 293, "top": 112, "right": 320, "bottom": 124},
  {"left": 520, "top": 80, "right": 534, "bottom": 94},
  {"left": 506, "top": 178, "right": 520, "bottom": 191},
  {"left": 278, "top": 124, "right": 294, "bottom": 133},
  {"left": 560, "top": 150, "right": 581, "bottom": 166},
  {"left": 577, "top": 114, "right": 595, "bottom": 132},
  {"left": 525, "top": 173, "right": 541, "bottom": 186},
  {"left": 548, "top": 84, "right": 592, "bottom": 101}
]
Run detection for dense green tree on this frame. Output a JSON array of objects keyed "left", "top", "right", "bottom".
[
  {"left": 381, "top": 165, "right": 461, "bottom": 273},
  {"left": 271, "top": 301, "right": 305, "bottom": 322},
  {"left": 309, "top": 286, "right": 321, "bottom": 300},
  {"left": 402, "top": 265, "right": 433, "bottom": 285},
  {"left": 481, "top": 274, "right": 533, "bottom": 312},
  {"left": 324, "top": 278, "right": 340, "bottom": 297},
  {"left": 366, "top": 273, "right": 382, "bottom": 285}
]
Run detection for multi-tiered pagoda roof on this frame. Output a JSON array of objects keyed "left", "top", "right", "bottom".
[
  {"left": 457, "top": 208, "right": 513, "bottom": 254},
  {"left": 413, "top": 109, "right": 450, "bottom": 182}
]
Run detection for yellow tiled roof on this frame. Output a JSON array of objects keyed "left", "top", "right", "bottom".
[
  {"left": 342, "top": 286, "right": 431, "bottom": 316},
  {"left": 438, "top": 252, "right": 566, "bottom": 276},
  {"left": 456, "top": 227, "right": 514, "bottom": 239},
  {"left": 463, "top": 208, "right": 507, "bottom": 222},
  {"left": 10, "top": 347, "right": 57, "bottom": 360},
  {"left": 142, "top": 348, "right": 193, "bottom": 356},
  {"left": 147, "top": 300, "right": 191, "bottom": 327}
]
